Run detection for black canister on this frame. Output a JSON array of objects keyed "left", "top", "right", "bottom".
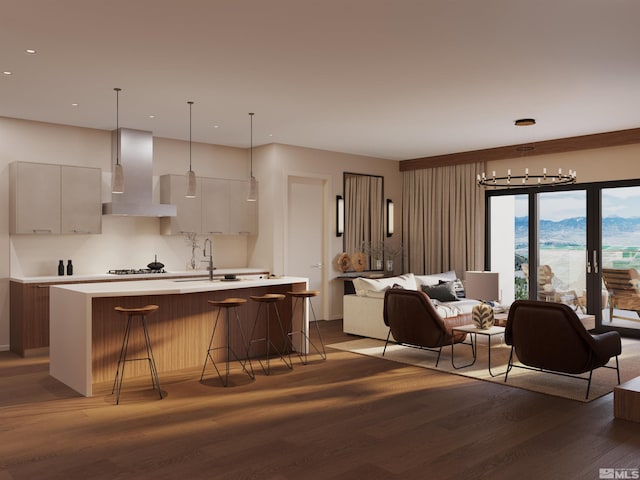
[
  {"left": 58, "top": 260, "right": 64, "bottom": 276},
  {"left": 66, "top": 260, "right": 73, "bottom": 276}
]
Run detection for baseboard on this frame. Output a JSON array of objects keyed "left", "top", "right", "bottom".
[{"left": 0, "top": 344, "right": 9, "bottom": 352}]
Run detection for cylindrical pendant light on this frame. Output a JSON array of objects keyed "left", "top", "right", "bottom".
[
  {"left": 185, "top": 101, "right": 196, "bottom": 198},
  {"left": 111, "top": 87, "right": 124, "bottom": 194},
  {"left": 247, "top": 112, "right": 257, "bottom": 202}
]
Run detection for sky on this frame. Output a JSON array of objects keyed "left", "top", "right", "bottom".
[{"left": 513, "top": 185, "right": 640, "bottom": 221}]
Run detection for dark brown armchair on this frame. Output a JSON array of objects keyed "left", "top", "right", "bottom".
[
  {"left": 504, "top": 300, "right": 621, "bottom": 399},
  {"left": 383, "top": 289, "right": 471, "bottom": 366}
]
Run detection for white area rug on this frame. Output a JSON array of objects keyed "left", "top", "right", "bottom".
[{"left": 328, "top": 335, "right": 640, "bottom": 402}]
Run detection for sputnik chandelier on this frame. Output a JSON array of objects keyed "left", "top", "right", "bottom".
[
  {"left": 477, "top": 117, "right": 578, "bottom": 187},
  {"left": 477, "top": 166, "right": 577, "bottom": 188}
]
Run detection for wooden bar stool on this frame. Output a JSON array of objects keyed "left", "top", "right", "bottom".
[
  {"left": 248, "top": 293, "right": 293, "bottom": 375},
  {"left": 112, "top": 305, "right": 163, "bottom": 405},
  {"left": 201, "top": 298, "right": 254, "bottom": 386},
  {"left": 288, "top": 290, "right": 326, "bottom": 364}
]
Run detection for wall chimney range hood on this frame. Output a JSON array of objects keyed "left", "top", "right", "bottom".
[{"left": 102, "top": 128, "right": 176, "bottom": 217}]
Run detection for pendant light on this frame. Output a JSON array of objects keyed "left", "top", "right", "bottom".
[
  {"left": 111, "top": 87, "right": 124, "bottom": 194},
  {"left": 185, "top": 101, "right": 196, "bottom": 198},
  {"left": 247, "top": 112, "right": 257, "bottom": 202}
]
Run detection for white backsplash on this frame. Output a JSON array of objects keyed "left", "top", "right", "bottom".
[{"left": 10, "top": 215, "right": 249, "bottom": 277}]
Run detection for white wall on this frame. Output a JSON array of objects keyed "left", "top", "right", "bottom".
[{"left": 250, "top": 143, "right": 403, "bottom": 320}]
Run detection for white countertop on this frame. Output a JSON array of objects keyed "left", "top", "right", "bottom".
[
  {"left": 10, "top": 267, "right": 270, "bottom": 284},
  {"left": 50, "top": 275, "right": 308, "bottom": 298}
]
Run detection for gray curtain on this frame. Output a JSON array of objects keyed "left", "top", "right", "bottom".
[{"left": 402, "top": 163, "right": 484, "bottom": 276}]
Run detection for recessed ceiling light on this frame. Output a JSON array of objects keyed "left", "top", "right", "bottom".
[
  {"left": 515, "top": 118, "right": 536, "bottom": 126},
  {"left": 71, "top": 103, "right": 79, "bottom": 107},
  {"left": 25, "top": 49, "right": 37, "bottom": 55},
  {"left": 3, "top": 71, "right": 13, "bottom": 75},
  {"left": 212, "top": 124, "right": 220, "bottom": 129},
  {"left": 148, "top": 115, "right": 155, "bottom": 119}
]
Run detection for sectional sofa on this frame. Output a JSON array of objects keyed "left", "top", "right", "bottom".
[{"left": 342, "top": 272, "right": 482, "bottom": 341}]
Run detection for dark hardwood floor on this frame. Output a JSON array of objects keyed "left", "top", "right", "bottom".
[{"left": 1, "top": 319, "right": 638, "bottom": 479}]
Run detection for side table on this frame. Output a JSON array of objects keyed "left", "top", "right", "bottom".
[{"left": 451, "top": 324, "right": 506, "bottom": 377}]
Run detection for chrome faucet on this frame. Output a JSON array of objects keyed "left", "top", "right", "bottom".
[{"left": 203, "top": 238, "right": 214, "bottom": 280}]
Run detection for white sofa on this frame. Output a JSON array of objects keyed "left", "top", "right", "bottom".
[{"left": 342, "top": 272, "right": 482, "bottom": 341}]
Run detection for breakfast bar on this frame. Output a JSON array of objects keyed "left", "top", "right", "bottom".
[{"left": 49, "top": 276, "right": 308, "bottom": 396}]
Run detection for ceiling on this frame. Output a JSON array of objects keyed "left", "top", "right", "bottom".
[{"left": 2, "top": 0, "right": 639, "bottom": 161}]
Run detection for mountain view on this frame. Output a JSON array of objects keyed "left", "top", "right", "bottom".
[{"left": 515, "top": 216, "right": 640, "bottom": 248}]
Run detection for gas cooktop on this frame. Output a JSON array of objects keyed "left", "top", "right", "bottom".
[{"left": 108, "top": 268, "right": 167, "bottom": 275}]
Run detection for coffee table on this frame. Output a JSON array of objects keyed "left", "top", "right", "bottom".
[{"left": 451, "top": 324, "right": 506, "bottom": 377}]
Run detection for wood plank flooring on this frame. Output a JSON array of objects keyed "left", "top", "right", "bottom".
[{"left": 1, "top": 319, "right": 639, "bottom": 479}]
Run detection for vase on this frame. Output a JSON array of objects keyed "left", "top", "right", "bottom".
[
  {"left": 472, "top": 302, "right": 494, "bottom": 330},
  {"left": 385, "top": 259, "right": 394, "bottom": 273}
]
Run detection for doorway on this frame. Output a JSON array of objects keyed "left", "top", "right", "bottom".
[{"left": 286, "top": 176, "right": 327, "bottom": 320}]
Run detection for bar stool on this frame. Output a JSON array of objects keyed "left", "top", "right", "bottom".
[
  {"left": 288, "top": 290, "right": 326, "bottom": 364},
  {"left": 112, "top": 305, "right": 163, "bottom": 405},
  {"left": 248, "top": 293, "right": 293, "bottom": 375},
  {"left": 201, "top": 298, "right": 254, "bottom": 386}
]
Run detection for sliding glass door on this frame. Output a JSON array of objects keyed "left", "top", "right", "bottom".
[
  {"left": 600, "top": 185, "right": 640, "bottom": 331},
  {"left": 487, "top": 180, "right": 640, "bottom": 337},
  {"left": 537, "top": 190, "right": 587, "bottom": 311}
]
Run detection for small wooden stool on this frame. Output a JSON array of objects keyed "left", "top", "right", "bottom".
[
  {"left": 288, "top": 290, "right": 326, "bottom": 364},
  {"left": 201, "top": 298, "right": 254, "bottom": 386},
  {"left": 112, "top": 305, "right": 162, "bottom": 404},
  {"left": 248, "top": 294, "right": 293, "bottom": 375}
]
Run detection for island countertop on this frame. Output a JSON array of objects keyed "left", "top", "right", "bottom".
[
  {"left": 49, "top": 276, "right": 309, "bottom": 397},
  {"left": 50, "top": 275, "right": 304, "bottom": 297}
]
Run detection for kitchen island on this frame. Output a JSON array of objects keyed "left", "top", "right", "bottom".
[
  {"left": 49, "top": 276, "right": 308, "bottom": 396},
  {"left": 10, "top": 268, "right": 269, "bottom": 356}
]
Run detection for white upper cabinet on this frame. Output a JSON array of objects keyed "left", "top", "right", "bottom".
[
  {"left": 228, "top": 179, "right": 257, "bottom": 235},
  {"left": 201, "top": 178, "right": 230, "bottom": 235},
  {"left": 10, "top": 162, "right": 61, "bottom": 234},
  {"left": 10, "top": 162, "right": 102, "bottom": 235},
  {"left": 160, "top": 175, "right": 257, "bottom": 236},
  {"left": 61, "top": 165, "right": 102, "bottom": 234},
  {"left": 160, "top": 174, "right": 202, "bottom": 235}
]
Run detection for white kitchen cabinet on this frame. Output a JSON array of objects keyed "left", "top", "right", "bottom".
[
  {"left": 61, "top": 165, "right": 102, "bottom": 234},
  {"left": 160, "top": 175, "right": 257, "bottom": 236},
  {"left": 201, "top": 178, "right": 230, "bottom": 235},
  {"left": 10, "top": 162, "right": 61, "bottom": 234},
  {"left": 10, "top": 162, "right": 102, "bottom": 235},
  {"left": 159, "top": 174, "right": 202, "bottom": 235},
  {"left": 228, "top": 179, "right": 257, "bottom": 235}
]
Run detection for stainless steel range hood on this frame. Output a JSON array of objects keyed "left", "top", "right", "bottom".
[{"left": 102, "top": 128, "right": 177, "bottom": 217}]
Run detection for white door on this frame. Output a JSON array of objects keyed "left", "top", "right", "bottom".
[{"left": 287, "top": 177, "right": 324, "bottom": 318}]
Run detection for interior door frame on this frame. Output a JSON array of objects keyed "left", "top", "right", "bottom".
[{"left": 282, "top": 171, "right": 331, "bottom": 321}]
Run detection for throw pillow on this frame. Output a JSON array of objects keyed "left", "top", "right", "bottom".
[
  {"left": 352, "top": 273, "right": 417, "bottom": 296},
  {"left": 421, "top": 282, "right": 458, "bottom": 302},
  {"left": 439, "top": 279, "right": 466, "bottom": 298}
]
